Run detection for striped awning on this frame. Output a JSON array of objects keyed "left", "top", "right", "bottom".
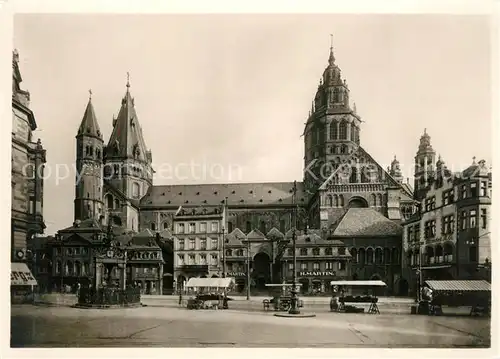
[
  {"left": 425, "top": 280, "right": 491, "bottom": 292},
  {"left": 330, "top": 280, "right": 387, "bottom": 287},
  {"left": 11, "top": 262, "right": 37, "bottom": 286},
  {"left": 185, "top": 277, "right": 235, "bottom": 288}
]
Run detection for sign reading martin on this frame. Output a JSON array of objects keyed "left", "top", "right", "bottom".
[
  {"left": 225, "top": 272, "right": 246, "bottom": 277},
  {"left": 298, "top": 271, "right": 336, "bottom": 277}
]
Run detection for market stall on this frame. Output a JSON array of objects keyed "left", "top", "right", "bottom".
[
  {"left": 421, "top": 280, "right": 491, "bottom": 316},
  {"left": 329, "top": 280, "right": 387, "bottom": 314},
  {"left": 184, "top": 277, "right": 235, "bottom": 310},
  {"left": 262, "top": 283, "right": 304, "bottom": 311}
]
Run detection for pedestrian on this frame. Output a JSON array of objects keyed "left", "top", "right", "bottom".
[{"left": 179, "top": 291, "right": 183, "bottom": 306}]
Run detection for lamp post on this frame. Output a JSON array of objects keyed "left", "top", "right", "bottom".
[
  {"left": 246, "top": 239, "right": 250, "bottom": 300},
  {"left": 288, "top": 181, "right": 300, "bottom": 315},
  {"left": 222, "top": 197, "right": 228, "bottom": 278}
]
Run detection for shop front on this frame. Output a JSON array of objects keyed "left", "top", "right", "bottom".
[
  {"left": 225, "top": 271, "right": 247, "bottom": 293},
  {"left": 11, "top": 262, "right": 38, "bottom": 304},
  {"left": 297, "top": 271, "right": 339, "bottom": 295}
]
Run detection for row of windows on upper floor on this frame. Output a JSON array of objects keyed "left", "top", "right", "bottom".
[
  {"left": 407, "top": 244, "right": 478, "bottom": 265},
  {"left": 156, "top": 220, "right": 291, "bottom": 236},
  {"left": 174, "top": 222, "right": 220, "bottom": 234},
  {"left": 175, "top": 248, "right": 399, "bottom": 268},
  {"left": 223, "top": 247, "right": 348, "bottom": 257},
  {"left": 307, "top": 121, "right": 360, "bottom": 146},
  {"left": 309, "top": 144, "right": 355, "bottom": 158},
  {"left": 407, "top": 208, "right": 488, "bottom": 241},
  {"left": 54, "top": 247, "right": 89, "bottom": 256},
  {"left": 177, "top": 253, "right": 218, "bottom": 266},
  {"left": 285, "top": 261, "right": 347, "bottom": 271},
  {"left": 323, "top": 193, "right": 387, "bottom": 208},
  {"left": 177, "top": 238, "right": 219, "bottom": 251},
  {"left": 423, "top": 180, "right": 489, "bottom": 211}
]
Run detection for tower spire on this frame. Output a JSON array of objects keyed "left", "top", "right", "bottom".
[
  {"left": 126, "top": 72, "right": 130, "bottom": 89},
  {"left": 88, "top": 89, "right": 92, "bottom": 100},
  {"left": 328, "top": 34, "right": 335, "bottom": 65}
]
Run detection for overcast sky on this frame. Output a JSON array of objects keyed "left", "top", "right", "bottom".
[{"left": 13, "top": 14, "right": 491, "bottom": 235}]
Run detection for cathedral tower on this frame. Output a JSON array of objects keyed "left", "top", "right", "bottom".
[
  {"left": 103, "top": 75, "right": 153, "bottom": 229},
  {"left": 413, "top": 129, "right": 436, "bottom": 201},
  {"left": 303, "top": 39, "right": 362, "bottom": 192},
  {"left": 74, "top": 91, "right": 104, "bottom": 221}
]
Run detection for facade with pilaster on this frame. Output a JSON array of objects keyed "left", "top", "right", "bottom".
[
  {"left": 402, "top": 131, "right": 492, "bottom": 297},
  {"left": 11, "top": 49, "right": 46, "bottom": 267}
]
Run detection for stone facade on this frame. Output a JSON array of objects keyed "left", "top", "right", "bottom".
[
  {"left": 11, "top": 50, "right": 46, "bottom": 263},
  {"left": 172, "top": 206, "right": 225, "bottom": 289},
  {"left": 402, "top": 132, "right": 492, "bottom": 297}
]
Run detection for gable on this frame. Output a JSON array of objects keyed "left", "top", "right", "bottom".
[{"left": 319, "top": 146, "right": 405, "bottom": 191}]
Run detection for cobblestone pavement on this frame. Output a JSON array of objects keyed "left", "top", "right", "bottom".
[{"left": 10, "top": 305, "right": 490, "bottom": 348}]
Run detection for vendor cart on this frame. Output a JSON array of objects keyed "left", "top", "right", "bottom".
[
  {"left": 421, "top": 280, "right": 491, "bottom": 316},
  {"left": 263, "top": 283, "right": 304, "bottom": 312},
  {"left": 329, "top": 280, "right": 387, "bottom": 314},
  {"left": 184, "top": 277, "right": 235, "bottom": 310}
]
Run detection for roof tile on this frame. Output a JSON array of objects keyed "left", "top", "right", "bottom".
[{"left": 332, "top": 208, "right": 402, "bottom": 237}]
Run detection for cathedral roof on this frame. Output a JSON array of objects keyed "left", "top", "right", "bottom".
[
  {"left": 140, "top": 182, "right": 310, "bottom": 208},
  {"left": 77, "top": 95, "right": 102, "bottom": 139},
  {"left": 106, "top": 78, "right": 151, "bottom": 162},
  {"left": 331, "top": 208, "right": 402, "bottom": 237}
]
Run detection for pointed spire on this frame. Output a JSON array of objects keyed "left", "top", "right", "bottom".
[
  {"left": 106, "top": 75, "right": 150, "bottom": 163},
  {"left": 328, "top": 34, "right": 335, "bottom": 65},
  {"left": 472, "top": 156, "right": 476, "bottom": 165},
  {"left": 77, "top": 90, "right": 102, "bottom": 139}
]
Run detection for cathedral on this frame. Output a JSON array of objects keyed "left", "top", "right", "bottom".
[{"left": 71, "top": 45, "right": 416, "bottom": 294}]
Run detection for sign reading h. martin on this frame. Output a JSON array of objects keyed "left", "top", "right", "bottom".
[{"left": 298, "top": 271, "right": 336, "bottom": 277}]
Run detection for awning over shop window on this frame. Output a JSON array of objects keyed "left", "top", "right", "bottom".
[
  {"left": 185, "top": 277, "right": 235, "bottom": 288},
  {"left": 330, "top": 280, "right": 387, "bottom": 287},
  {"left": 11, "top": 262, "right": 37, "bottom": 286},
  {"left": 425, "top": 280, "right": 491, "bottom": 292}
]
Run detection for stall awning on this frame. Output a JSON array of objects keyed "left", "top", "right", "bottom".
[
  {"left": 425, "top": 280, "right": 491, "bottom": 292},
  {"left": 185, "top": 277, "right": 235, "bottom": 288},
  {"left": 11, "top": 262, "right": 37, "bottom": 286},
  {"left": 330, "top": 280, "right": 387, "bottom": 287}
]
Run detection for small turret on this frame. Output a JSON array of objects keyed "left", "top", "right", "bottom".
[{"left": 390, "top": 155, "right": 403, "bottom": 183}]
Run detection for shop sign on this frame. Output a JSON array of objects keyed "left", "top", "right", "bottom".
[
  {"left": 298, "top": 271, "right": 336, "bottom": 277},
  {"left": 226, "top": 272, "right": 246, "bottom": 277}
]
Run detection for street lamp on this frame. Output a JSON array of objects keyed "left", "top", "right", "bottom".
[
  {"left": 288, "top": 181, "right": 300, "bottom": 315},
  {"left": 246, "top": 239, "right": 250, "bottom": 300}
]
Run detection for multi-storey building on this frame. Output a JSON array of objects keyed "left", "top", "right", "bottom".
[
  {"left": 173, "top": 206, "right": 226, "bottom": 289},
  {"left": 48, "top": 219, "right": 164, "bottom": 293},
  {"left": 402, "top": 131, "right": 492, "bottom": 296},
  {"left": 11, "top": 50, "right": 46, "bottom": 299}
]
